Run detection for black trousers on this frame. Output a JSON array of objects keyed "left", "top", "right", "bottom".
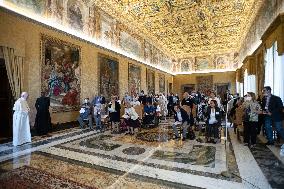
[
  {"left": 244, "top": 121, "right": 257, "bottom": 145},
  {"left": 143, "top": 114, "right": 154, "bottom": 124},
  {"left": 167, "top": 104, "right": 173, "bottom": 116},
  {"left": 206, "top": 123, "right": 219, "bottom": 139}
]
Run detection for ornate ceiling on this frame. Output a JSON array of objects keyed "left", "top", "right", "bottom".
[
  {"left": 2, "top": 0, "right": 266, "bottom": 73},
  {"left": 93, "top": 0, "right": 263, "bottom": 58}
]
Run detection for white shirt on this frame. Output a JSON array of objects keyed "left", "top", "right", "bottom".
[
  {"left": 177, "top": 111, "right": 182, "bottom": 122},
  {"left": 155, "top": 105, "right": 161, "bottom": 115},
  {"left": 124, "top": 107, "right": 139, "bottom": 120},
  {"left": 131, "top": 100, "right": 141, "bottom": 107},
  {"left": 209, "top": 108, "right": 217, "bottom": 124}
]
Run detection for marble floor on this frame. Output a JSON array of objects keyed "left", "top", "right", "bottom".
[{"left": 0, "top": 119, "right": 283, "bottom": 189}]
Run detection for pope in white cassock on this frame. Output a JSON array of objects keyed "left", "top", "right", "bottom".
[{"left": 13, "top": 92, "right": 31, "bottom": 146}]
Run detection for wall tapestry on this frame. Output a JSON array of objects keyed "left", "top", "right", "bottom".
[
  {"left": 196, "top": 75, "right": 213, "bottom": 94},
  {"left": 146, "top": 69, "right": 155, "bottom": 94},
  {"left": 99, "top": 54, "right": 119, "bottom": 102},
  {"left": 159, "top": 73, "right": 165, "bottom": 94},
  {"left": 41, "top": 35, "right": 81, "bottom": 112},
  {"left": 128, "top": 63, "right": 141, "bottom": 96}
]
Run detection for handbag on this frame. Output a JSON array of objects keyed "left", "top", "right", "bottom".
[{"left": 243, "top": 105, "right": 251, "bottom": 122}]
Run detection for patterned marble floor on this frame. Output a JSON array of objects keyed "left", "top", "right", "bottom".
[{"left": 0, "top": 119, "right": 283, "bottom": 189}]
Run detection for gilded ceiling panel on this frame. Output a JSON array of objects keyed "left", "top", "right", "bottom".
[{"left": 93, "top": 0, "right": 263, "bottom": 58}]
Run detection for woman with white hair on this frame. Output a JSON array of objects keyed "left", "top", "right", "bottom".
[{"left": 13, "top": 92, "right": 31, "bottom": 146}]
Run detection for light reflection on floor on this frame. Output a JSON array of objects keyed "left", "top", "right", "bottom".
[{"left": 0, "top": 119, "right": 282, "bottom": 189}]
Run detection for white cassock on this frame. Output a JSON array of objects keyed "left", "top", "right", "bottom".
[{"left": 13, "top": 98, "right": 31, "bottom": 146}]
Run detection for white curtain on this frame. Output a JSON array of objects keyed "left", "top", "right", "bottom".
[
  {"left": 0, "top": 46, "right": 24, "bottom": 100},
  {"left": 273, "top": 42, "right": 284, "bottom": 102},
  {"left": 240, "top": 83, "right": 244, "bottom": 97},
  {"left": 236, "top": 81, "right": 240, "bottom": 95},
  {"left": 264, "top": 46, "right": 274, "bottom": 90},
  {"left": 244, "top": 69, "right": 248, "bottom": 95},
  {"left": 247, "top": 75, "right": 256, "bottom": 93}
]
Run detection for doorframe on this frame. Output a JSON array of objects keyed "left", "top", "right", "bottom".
[
  {"left": 0, "top": 58, "right": 14, "bottom": 140},
  {"left": 181, "top": 84, "right": 196, "bottom": 94},
  {"left": 214, "top": 83, "right": 230, "bottom": 91}
]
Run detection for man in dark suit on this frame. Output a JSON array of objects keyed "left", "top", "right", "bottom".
[
  {"left": 261, "top": 86, "right": 284, "bottom": 145},
  {"left": 172, "top": 105, "right": 190, "bottom": 141},
  {"left": 167, "top": 93, "right": 174, "bottom": 116}
]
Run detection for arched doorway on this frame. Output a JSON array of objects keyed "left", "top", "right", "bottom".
[{"left": 0, "top": 58, "right": 14, "bottom": 141}]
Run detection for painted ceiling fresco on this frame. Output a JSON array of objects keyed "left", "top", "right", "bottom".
[
  {"left": 3, "top": 0, "right": 266, "bottom": 73},
  {"left": 94, "top": 0, "right": 263, "bottom": 57}
]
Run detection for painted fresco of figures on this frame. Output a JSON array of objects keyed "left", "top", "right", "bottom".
[
  {"left": 215, "top": 57, "right": 226, "bottom": 69},
  {"left": 181, "top": 60, "right": 189, "bottom": 72},
  {"left": 144, "top": 41, "right": 152, "bottom": 63},
  {"left": 128, "top": 64, "right": 141, "bottom": 96},
  {"left": 196, "top": 57, "right": 210, "bottom": 71},
  {"left": 41, "top": 35, "right": 81, "bottom": 112},
  {"left": 7, "top": 0, "right": 46, "bottom": 15},
  {"left": 152, "top": 47, "right": 159, "bottom": 65},
  {"left": 120, "top": 31, "right": 142, "bottom": 58},
  {"left": 53, "top": 0, "right": 63, "bottom": 22},
  {"left": 67, "top": 0, "right": 83, "bottom": 31},
  {"left": 163, "top": 57, "right": 172, "bottom": 71}
]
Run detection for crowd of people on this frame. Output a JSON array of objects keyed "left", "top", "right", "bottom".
[
  {"left": 228, "top": 86, "right": 284, "bottom": 148},
  {"left": 76, "top": 89, "right": 230, "bottom": 143},
  {"left": 12, "top": 86, "right": 283, "bottom": 149}
]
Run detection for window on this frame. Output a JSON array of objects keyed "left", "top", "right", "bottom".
[
  {"left": 240, "top": 83, "right": 244, "bottom": 97},
  {"left": 236, "top": 80, "right": 240, "bottom": 95},
  {"left": 244, "top": 69, "right": 248, "bottom": 95},
  {"left": 264, "top": 46, "right": 274, "bottom": 90},
  {"left": 248, "top": 75, "right": 256, "bottom": 93},
  {"left": 273, "top": 42, "right": 284, "bottom": 102},
  {"left": 264, "top": 42, "right": 284, "bottom": 102}
]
